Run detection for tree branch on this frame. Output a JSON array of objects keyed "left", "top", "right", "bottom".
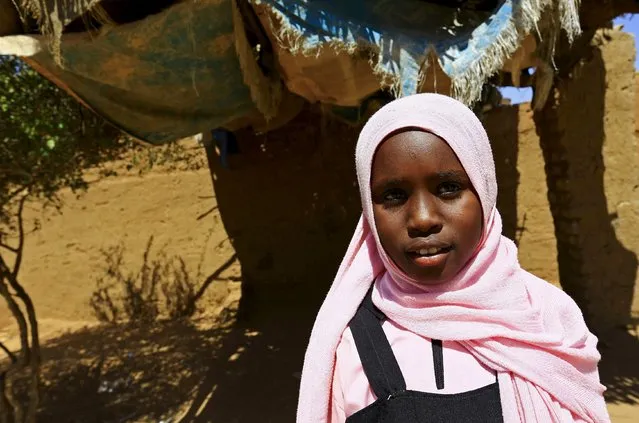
[
  {"left": 2, "top": 184, "right": 32, "bottom": 212},
  {"left": 0, "top": 343, "right": 16, "bottom": 365},
  {"left": 12, "top": 195, "right": 27, "bottom": 278},
  {"left": 0, "top": 166, "right": 32, "bottom": 179},
  {"left": 0, "top": 242, "right": 18, "bottom": 255},
  {"left": 193, "top": 254, "right": 238, "bottom": 303},
  {"left": 0, "top": 275, "right": 29, "bottom": 366},
  {"left": 0, "top": 256, "right": 40, "bottom": 368}
]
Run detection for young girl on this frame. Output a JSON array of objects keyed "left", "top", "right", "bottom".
[{"left": 296, "top": 94, "right": 609, "bottom": 422}]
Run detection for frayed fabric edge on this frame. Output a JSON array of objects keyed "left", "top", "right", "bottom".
[{"left": 252, "top": 0, "right": 581, "bottom": 106}]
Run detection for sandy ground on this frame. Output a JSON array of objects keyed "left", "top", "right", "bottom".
[{"left": 0, "top": 144, "right": 637, "bottom": 422}]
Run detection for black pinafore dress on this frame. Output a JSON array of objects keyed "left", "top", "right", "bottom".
[{"left": 345, "top": 289, "right": 504, "bottom": 423}]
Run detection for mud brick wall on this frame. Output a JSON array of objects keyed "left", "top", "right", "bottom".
[
  {"left": 484, "top": 106, "right": 559, "bottom": 285},
  {"left": 534, "top": 28, "right": 639, "bottom": 328}
]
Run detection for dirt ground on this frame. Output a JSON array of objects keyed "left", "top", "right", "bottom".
[{"left": 0, "top": 140, "right": 638, "bottom": 422}]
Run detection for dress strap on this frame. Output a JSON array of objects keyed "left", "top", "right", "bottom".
[
  {"left": 349, "top": 286, "right": 407, "bottom": 399},
  {"left": 432, "top": 339, "right": 445, "bottom": 390},
  {"left": 358, "top": 284, "right": 387, "bottom": 321},
  {"left": 360, "top": 284, "right": 447, "bottom": 391}
]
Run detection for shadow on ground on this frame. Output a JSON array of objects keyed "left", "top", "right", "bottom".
[
  {"left": 599, "top": 325, "right": 639, "bottom": 407},
  {"left": 36, "top": 308, "right": 639, "bottom": 423},
  {"left": 36, "top": 285, "right": 314, "bottom": 423},
  {"left": 37, "top": 310, "right": 233, "bottom": 422}
]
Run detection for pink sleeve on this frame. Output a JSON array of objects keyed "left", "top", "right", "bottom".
[{"left": 330, "top": 352, "right": 346, "bottom": 423}]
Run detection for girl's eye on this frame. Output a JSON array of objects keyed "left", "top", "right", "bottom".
[
  {"left": 382, "top": 188, "right": 407, "bottom": 206},
  {"left": 438, "top": 182, "right": 462, "bottom": 197}
]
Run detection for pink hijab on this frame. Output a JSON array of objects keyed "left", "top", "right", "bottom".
[{"left": 296, "top": 94, "right": 609, "bottom": 422}]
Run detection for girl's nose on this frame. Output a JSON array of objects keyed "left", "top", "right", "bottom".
[{"left": 406, "top": 193, "right": 443, "bottom": 237}]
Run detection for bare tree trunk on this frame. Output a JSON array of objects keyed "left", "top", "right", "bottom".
[
  {"left": 0, "top": 374, "right": 10, "bottom": 423},
  {"left": 26, "top": 371, "right": 38, "bottom": 423},
  {"left": 0, "top": 279, "right": 29, "bottom": 365},
  {"left": 0, "top": 344, "right": 16, "bottom": 364},
  {"left": 0, "top": 263, "right": 40, "bottom": 423},
  {"left": 0, "top": 195, "right": 40, "bottom": 423},
  {"left": 3, "top": 370, "right": 22, "bottom": 423},
  {"left": 0, "top": 276, "right": 29, "bottom": 423},
  {"left": 0, "top": 340, "right": 17, "bottom": 423}
]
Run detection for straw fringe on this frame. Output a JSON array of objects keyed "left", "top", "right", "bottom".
[
  {"left": 232, "top": 0, "right": 283, "bottom": 121},
  {"left": 233, "top": 0, "right": 284, "bottom": 120},
  {"left": 16, "top": 0, "right": 106, "bottom": 65},
  {"left": 251, "top": 0, "right": 402, "bottom": 96},
  {"left": 254, "top": 0, "right": 581, "bottom": 106},
  {"left": 452, "top": 0, "right": 581, "bottom": 106}
]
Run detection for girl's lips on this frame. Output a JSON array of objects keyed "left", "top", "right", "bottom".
[
  {"left": 406, "top": 246, "right": 452, "bottom": 268},
  {"left": 406, "top": 239, "right": 452, "bottom": 254}
]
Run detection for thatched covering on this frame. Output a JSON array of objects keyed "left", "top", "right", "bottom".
[
  {"left": 255, "top": 0, "right": 580, "bottom": 107},
  {"left": 0, "top": 0, "right": 584, "bottom": 143}
]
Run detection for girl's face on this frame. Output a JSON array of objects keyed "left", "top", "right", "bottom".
[{"left": 371, "top": 130, "right": 483, "bottom": 285}]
